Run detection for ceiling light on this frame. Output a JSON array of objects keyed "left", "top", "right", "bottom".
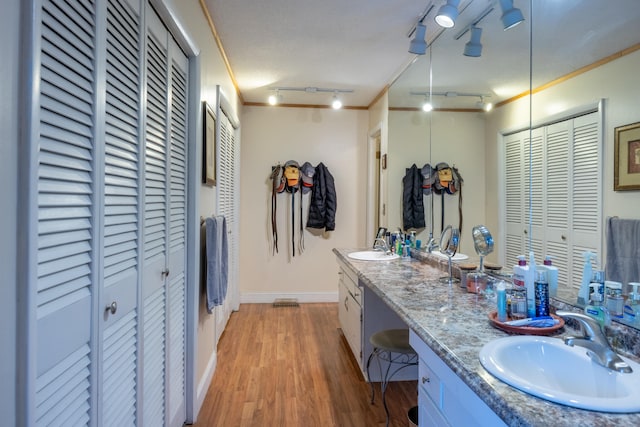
[
  {"left": 268, "top": 90, "right": 281, "bottom": 105},
  {"left": 409, "top": 22, "right": 427, "bottom": 55},
  {"left": 499, "top": 0, "right": 524, "bottom": 30},
  {"left": 331, "top": 93, "right": 342, "bottom": 110},
  {"left": 477, "top": 96, "right": 493, "bottom": 112},
  {"left": 422, "top": 99, "right": 434, "bottom": 112},
  {"left": 463, "top": 26, "right": 483, "bottom": 57},
  {"left": 435, "top": 0, "right": 460, "bottom": 28}
]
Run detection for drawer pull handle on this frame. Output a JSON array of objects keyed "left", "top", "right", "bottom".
[{"left": 421, "top": 376, "right": 430, "bottom": 384}]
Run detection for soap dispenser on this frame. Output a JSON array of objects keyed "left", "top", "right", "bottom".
[
  {"left": 584, "top": 283, "right": 611, "bottom": 328},
  {"left": 624, "top": 282, "right": 640, "bottom": 325},
  {"left": 577, "top": 252, "right": 597, "bottom": 306}
]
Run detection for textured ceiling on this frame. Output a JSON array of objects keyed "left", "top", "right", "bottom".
[{"left": 203, "top": 0, "right": 640, "bottom": 109}]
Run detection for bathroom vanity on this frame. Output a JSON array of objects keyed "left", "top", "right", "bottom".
[{"left": 334, "top": 248, "right": 640, "bottom": 427}]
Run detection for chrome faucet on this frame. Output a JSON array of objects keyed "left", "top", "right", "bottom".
[
  {"left": 557, "top": 311, "right": 632, "bottom": 373},
  {"left": 425, "top": 232, "right": 438, "bottom": 253},
  {"left": 373, "top": 238, "right": 391, "bottom": 255}
]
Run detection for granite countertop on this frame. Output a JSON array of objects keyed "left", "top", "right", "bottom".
[{"left": 333, "top": 248, "right": 640, "bottom": 427}]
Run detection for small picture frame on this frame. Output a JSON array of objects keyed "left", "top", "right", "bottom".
[
  {"left": 614, "top": 121, "right": 640, "bottom": 191},
  {"left": 202, "top": 101, "right": 217, "bottom": 186}
]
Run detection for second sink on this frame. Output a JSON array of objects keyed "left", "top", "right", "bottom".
[{"left": 479, "top": 335, "right": 640, "bottom": 413}]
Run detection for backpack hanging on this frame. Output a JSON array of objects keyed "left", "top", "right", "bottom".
[{"left": 284, "top": 160, "right": 300, "bottom": 257}]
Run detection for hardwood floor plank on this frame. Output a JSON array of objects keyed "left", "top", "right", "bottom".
[{"left": 194, "top": 303, "right": 417, "bottom": 426}]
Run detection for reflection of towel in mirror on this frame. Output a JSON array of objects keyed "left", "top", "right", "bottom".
[
  {"left": 205, "top": 216, "right": 228, "bottom": 313},
  {"left": 605, "top": 217, "right": 640, "bottom": 285}
]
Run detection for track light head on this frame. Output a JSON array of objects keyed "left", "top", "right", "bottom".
[
  {"left": 499, "top": 0, "right": 524, "bottom": 30},
  {"left": 422, "top": 100, "right": 434, "bottom": 112},
  {"left": 409, "top": 22, "right": 427, "bottom": 55},
  {"left": 463, "top": 26, "right": 483, "bottom": 57},
  {"left": 268, "top": 90, "right": 282, "bottom": 105},
  {"left": 331, "top": 93, "right": 342, "bottom": 110},
  {"left": 435, "top": 0, "right": 460, "bottom": 28}
]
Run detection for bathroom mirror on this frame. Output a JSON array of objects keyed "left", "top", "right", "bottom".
[{"left": 385, "top": 0, "right": 640, "bottom": 329}]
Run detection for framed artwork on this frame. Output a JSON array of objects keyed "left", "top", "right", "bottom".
[
  {"left": 203, "top": 101, "right": 217, "bottom": 186},
  {"left": 614, "top": 121, "right": 640, "bottom": 191}
]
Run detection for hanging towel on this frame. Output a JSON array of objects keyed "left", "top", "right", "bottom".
[
  {"left": 205, "top": 216, "right": 228, "bottom": 313},
  {"left": 605, "top": 217, "right": 640, "bottom": 285}
]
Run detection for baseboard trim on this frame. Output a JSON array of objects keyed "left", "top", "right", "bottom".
[
  {"left": 194, "top": 349, "right": 217, "bottom": 421},
  {"left": 240, "top": 291, "right": 339, "bottom": 304}
]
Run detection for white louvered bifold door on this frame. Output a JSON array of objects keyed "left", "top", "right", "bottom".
[
  {"left": 524, "top": 127, "right": 544, "bottom": 257},
  {"left": 142, "top": 5, "right": 169, "bottom": 426},
  {"left": 100, "top": 0, "right": 142, "bottom": 424},
  {"left": 570, "top": 113, "right": 601, "bottom": 292},
  {"left": 166, "top": 37, "right": 188, "bottom": 427},
  {"left": 216, "top": 98, "right": 240, "bottom": 343},
  {"left": 35, "top": 0, "right": 96, "bottom": 425},
  {"left": 504, "top": 130, "right": 526, "bottom": 267}
]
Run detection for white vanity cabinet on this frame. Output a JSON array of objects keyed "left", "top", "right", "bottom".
[
  {"left": 410, "top": 330, "right": 507, "bottom": 427},
  {"left": 337, "top": 257, "right": 417, "bottom": 382},
  {"left": 338, "top": 262, "right": 363, "bottom": 363}
]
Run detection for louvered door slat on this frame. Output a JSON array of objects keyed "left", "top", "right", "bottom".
[
  {"left": 36, "top": 1, "right": 95, "bottom": 425},
  {"left": 545, "top": 126, "right": 569, "bottom": 228},
  {"left": 143, "top": 286, "right": 166, "bottom": 427},
  {"left": 573, "top": 120, "right": 599, "bottom": 231}
]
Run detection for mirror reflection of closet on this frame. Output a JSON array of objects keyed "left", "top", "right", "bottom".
[{"left": 385, "top": 0, "right": 640, "bottom": 329}]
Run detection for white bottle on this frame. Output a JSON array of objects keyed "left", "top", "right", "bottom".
[
  {"left": 604, "top": 280, "right": 624, "bottom": 319},
  {"left": 624, "top": 282, "right": 640, "bottom": 325},
  {"left": 577, "top": 252, "right": 596, "bottom": 306},
  {"left": 542, "top": 256, "right": 558, "bottom": 298}
]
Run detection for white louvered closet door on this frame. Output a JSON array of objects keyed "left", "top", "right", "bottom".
[
  {"left": 142, "top": 5, "right": 170, "bottom": 426},
  {"left": 35, "top": 0, "right": 96, "bottom": 425},
  {"left": 166, "top": 36, "right": 188, "bottom": 427},
  {"left": 503, "top": 111, "right": 601, "bottom": 292},
  {"left": 216, "top": 98, "right": 240, "bottom": 342},
  {"left": 101, "top": 0, "right": 142, "bottom": 424}
]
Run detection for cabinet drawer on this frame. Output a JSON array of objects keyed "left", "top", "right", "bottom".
[
  {"left": 418, "top": 357, "right": 442, "bottom": 405},
  {"left": 339, "top": 268, "right": 362, "bottom": 306}
]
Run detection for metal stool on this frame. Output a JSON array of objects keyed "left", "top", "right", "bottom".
[{"left": 366, "top": 329, "right": 418, "bottom": 427}]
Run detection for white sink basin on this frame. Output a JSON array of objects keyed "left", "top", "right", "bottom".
[
  {"left": 347, "top": 250, "right": 400, "bottom": 261},
  {"left": 479, "top": 335, "right": 640, "bottom": 413},
  {"left": 430, "top": 250, "right": 469, "bottom": 261}
]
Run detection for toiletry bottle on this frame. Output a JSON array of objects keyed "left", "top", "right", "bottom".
[
  {"left": 577, "top": 252, "right": 596, "bottom": 305},
  {"left": 534, "top": 270, "right": 549, "bottom": 317},
  {"left": 525, "top": 252, "right": 536, "bottom": 318},
  {"left": 624, "top": 282, "right": 640, "bottom": 325},
  {"left": 512, "top": 256, "right": 526, "bottom": 288},
  {"left": 410, "top": 231, "right": 416, "bottom": 248},
  {"left": 543, "top": 256, "right": 558, "bottom": 297},
  {"left": 584, "top": 283, "right": 611, "bottom": 328},
  {"left": 604, "top": 280, "right": 624, "bottom": 319},
  {"left": 496, "top": 281, "right": 507, "bottom": 322}
]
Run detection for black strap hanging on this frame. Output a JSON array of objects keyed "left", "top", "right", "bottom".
[
  {"left": 291, "top": 192, "right": 295, "bottom": 257},
  {"left": 299, "top": 187, "right": 304, "bottom": 253}
]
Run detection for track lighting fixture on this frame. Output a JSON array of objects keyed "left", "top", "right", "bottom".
[
  {"left": 267, "top": 87, "right": 353, "bottom": 108},
  {"left": 463, "top": 26, "right": 483, "bottom": 57},
  {"left": 268, "top": 90, "right": 281, "bottom": 105},
  {"left": 435, "top": 0, "right": 460, "bottom": 28},
  {"left": 411, "top": 91, "right": 493, "bottom": 112},
  {"left": 331, "top": 93, "right": 342, "bottom": 110},
  {"left": 499, "top": 0, "right": 524, "bottom": 30},
  {"left": 409, "top": 22, "right": 427, "bottom": 55}
]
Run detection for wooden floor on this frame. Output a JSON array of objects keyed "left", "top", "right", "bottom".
[{"left": 194, "top": 303, "right": 417, "bottom": 426}]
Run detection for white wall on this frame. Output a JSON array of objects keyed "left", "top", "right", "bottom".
[
  {"left": 485, "top": 49, "right": 640, "bottom": 261},
  {"left": 164, "top": 0, "right": 242, "bottom": 415},
  {"left": 239, "top": 106, "right": 369, "bottom": 301},
  {"left": 388, "top": 110, "right": 486, "bottom": 256},
  {"left": 0, "top": 0, "right": 19, "bottom": 424}
]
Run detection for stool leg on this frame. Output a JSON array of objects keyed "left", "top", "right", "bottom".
[
  {"left": 366, "top": 348, "right": 377, "bottom": 404},
  {"left": 381, "top": 351, "right": 393, "bottom": 427}
]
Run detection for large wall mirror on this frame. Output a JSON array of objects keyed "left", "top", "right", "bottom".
[{"left": 386, "top": 0, "right": 640, "bottom": 328}]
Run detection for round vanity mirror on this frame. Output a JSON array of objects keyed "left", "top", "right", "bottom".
[{"left": 472, "top": 225, "right": 494, "bottom": 272}]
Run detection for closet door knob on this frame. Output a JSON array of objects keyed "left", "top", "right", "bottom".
[
  {"left": 421, "top": 376, "right": 430, "bottom": 384},
  {"left": 162, "top": 268, "right": 170, "bottom": 278},
  {"left": 105, "top": 301, "right": 117, "bottom": 315}
]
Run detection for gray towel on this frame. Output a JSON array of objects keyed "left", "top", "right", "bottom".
[
  {"left": 605, "top": 217, "right": 640, "bottom": 287},
  {"left": 205, "top": 216, "right": 228, "bottom": 313}
]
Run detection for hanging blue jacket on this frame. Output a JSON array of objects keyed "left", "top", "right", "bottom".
[{"left": 307, "top": 162, "right": 337, "bottom": 231}]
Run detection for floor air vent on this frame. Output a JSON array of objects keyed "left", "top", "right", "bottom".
[{"left": 272, "top": 298, "right": 299, "bottom": 307}]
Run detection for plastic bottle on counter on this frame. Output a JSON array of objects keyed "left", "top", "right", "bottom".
[
  {"left": 543, "top": 256, "right": 558, "bottom": 297},
  {"left": 534, "top": 270, "right": 550, "bottom": 317},
  {"left": 584, "top": 283, "right": 611, "bottom": 328},
  {"left": 605, "top": 280, "right": 624, "bottom": 319},
  {"left": 496, "top": 281, "right": 507, "bottom": 322},
  {"left": 624, "top": 282, "right": 640, "bottom": 325}
]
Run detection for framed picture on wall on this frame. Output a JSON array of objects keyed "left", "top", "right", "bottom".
[
  {"left": 614, "top": 121, "right": 640, "bottom": 191},
  {"left": 203, "top": 101, "right": 217, "bottom": 186}
]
